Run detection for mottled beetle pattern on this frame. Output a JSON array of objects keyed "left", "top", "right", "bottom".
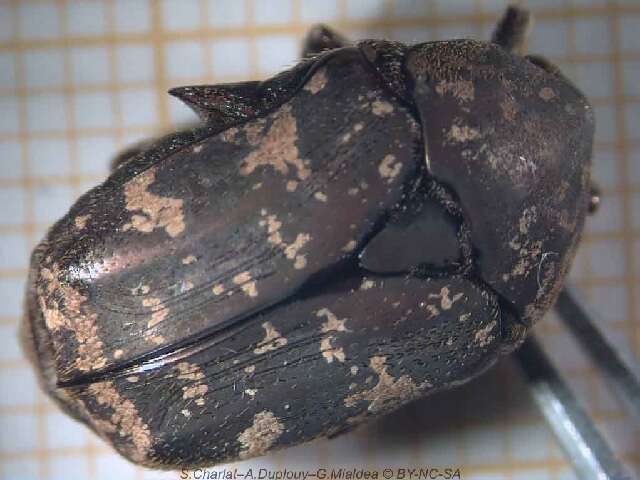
[{"left": 22, "top": 7, "right": 593, "bottom": 469}]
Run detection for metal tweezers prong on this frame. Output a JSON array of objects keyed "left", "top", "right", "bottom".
[
  {"left": 513, "top": 286, "right": 640, "bottom": 480},
  {"left": 556, "top": 287, "right": 640, "bottom": 423}
]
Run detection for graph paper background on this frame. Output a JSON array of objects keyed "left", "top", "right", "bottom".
[{"left": 0, "top": 0, "right": 639, "bottom": 479}]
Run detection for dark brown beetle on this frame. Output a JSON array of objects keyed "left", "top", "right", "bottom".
[{"left": 21, "top": 7, "right": 593, "bottom": 469}]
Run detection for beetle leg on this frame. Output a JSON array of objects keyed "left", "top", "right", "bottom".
[
  {"left": 491, "top": 5, "right": 532, "bottom": 55},
  {"left": 302, "top": 24, "right": 351, "bottom": 58}
]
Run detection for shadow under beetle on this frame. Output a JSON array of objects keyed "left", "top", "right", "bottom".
[{"left": 22, "top": 7, "right": 594, "bottom": 469}]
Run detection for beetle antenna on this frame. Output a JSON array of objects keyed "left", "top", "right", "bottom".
[{"left": 491, "top": 5, "right": 532, "bottom": 55}]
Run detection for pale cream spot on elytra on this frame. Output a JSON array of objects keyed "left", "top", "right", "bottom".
[
  {"left": 192, "top": 144, "right": 203, "bottom": 154},
  {"left": 244, "top": 365, "right": 256, "bottom": 374},
  {"left": 254, "top": 321, "right": 287, "bottom": 354},
  {"left": 113, "top": 349, "right": 124, "bottom": 359},
  {"left": 245, "top": 388, "right": 258, "bottom": 397},
  {"left": 181, "top": 409, "right": 191, "bottom": 417},
  {"left": 474, "top": 320, "right": 497, "bottom": 347},
  {"left": 314, "top": 191, "right": 327, "bottom": 202},
  {"left": 447, "top": 124, "right": 481, "bottom": 143},
  {"left": 38, "top": 262, "right": 109, "bottom": 374},
  {"left": 131, "top": 285, "right": 150, "bottom": 295},
  {"left": 303, "top": 68, "right": 328, "bottom": 94},
  {"left": 238, "top": 410, "right": 284, "bottom": 459},
  {"left": 260, "top": 210, "right": 311, "bottom": 270},
  {"left": 212, "top": 284, "right": 225, "bottom": 295},
  {"left": 351, "top": 366, "right": 358, "bottom": 375},
  {"left": 146, "top": 334, "right": 166, "bottom": 345},
  {"left": 240, "top": 104, "right": 310, "bottom": 181},
  {"left": 182, "top": 255, "right": 197, "bottom": 265},
  {"left": 500, "top": 97, "right": 519, "bottom": 122},
  {"left": 425, "top": 304, "right": 439, "bottom": 318},
  {"left": 286, "top": 180, "right": 298, "bottom": 192},
  {"left": 539, "top": 87, "right": 556, "bottom": 101},
  {"left": 233, "top": 271, "right": 258, "bottom": 298},
  {"left": 87, "top": 381, "right": 151, "bottom": 462},
  {"left": 372, "top": 99, "right": 394, "bottom": 116},
  {"left": 176, "top": 362, "right": 208, "bottom": 403},
  {"left": 293, "top": 256, "right": 307, "bottom": 269},
  {"left": 74, "top": 214, "right": 90, "bottom": 230},
  {"left": 317, "top": 309, "right": 348, "bottom": 364},
  {"left": 360, "top": 279, "right": 375, "bottom": 290},
  {"left": 428, "top": 286, "right": 463, "bottom": 311},
  {"left": 241, "top": 282, "right": 258, "bottom": 297},
  {"left": 285, "top": 234, "right": 311, "bottom": 268},
  {"left": 221, "top": 126, "right": 239, "bottom": 143},
  {"left": 122, "top": 166, "right": 185, "bottom": 238},
  {"left": 344, "top": 356, "right": 428, "bottom": 413},
  {"left": 342, "top": 240, "right": 357, "bottom": 252},
  {"left": 317, "top": 308, "right": 349, "bottom": 333},
  {"left": 378, "top": 154, "right": 402, "bottom": 183},
  {"left": 435, "top": 79, "right": 475, "bottom": 102},
  {"left": 142, "top": 297, "right": 168, "bottom": 328},
  {"left": 320, "top": 336, "right": 345, "bottom": 363}
]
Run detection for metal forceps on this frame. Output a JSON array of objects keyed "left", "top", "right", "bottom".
[{"left": 515, "top": 287, "right": 640, "bottom": 480}]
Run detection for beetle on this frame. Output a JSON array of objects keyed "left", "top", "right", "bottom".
[{"left": 21, "top": 6, "right": 593, "bottom": 469}]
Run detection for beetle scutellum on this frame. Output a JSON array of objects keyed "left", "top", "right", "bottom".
[{"left": 21, "top": 7, "right": 594, "bottom": 469}]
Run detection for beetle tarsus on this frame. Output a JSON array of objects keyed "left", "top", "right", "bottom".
[{"left": 491, "top": 5, "right": 532, "bottom": 55}]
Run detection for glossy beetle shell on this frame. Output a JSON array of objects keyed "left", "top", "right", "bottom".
[{"left": 22, "top": 34, "right": 593, "bottom": 468}]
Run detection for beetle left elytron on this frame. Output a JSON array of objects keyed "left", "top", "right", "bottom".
[{"left": 22, "top": 7, "right": 593, "bottom": 469}]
